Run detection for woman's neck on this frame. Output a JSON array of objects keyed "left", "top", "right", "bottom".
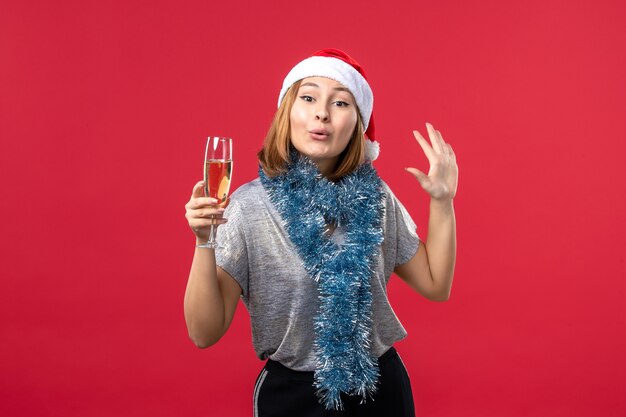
[{"left": 313, "top": 158, "right": 338, "bottom": 178}]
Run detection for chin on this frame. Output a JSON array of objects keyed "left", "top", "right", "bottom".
[
  {"left": 294, "top": 145, "right": 322, "bottom": 157},
  {"left": 301, "top": 149, "right": 337, "bottom": 162}
]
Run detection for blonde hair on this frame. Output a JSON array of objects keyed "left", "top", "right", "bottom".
[{"left": 258, "top": 80, "right": 365, "bottom": 182}]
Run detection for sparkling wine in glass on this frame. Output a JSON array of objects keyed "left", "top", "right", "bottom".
[{"left": 197, "top": 136, "right": 232, "bottom": 249}]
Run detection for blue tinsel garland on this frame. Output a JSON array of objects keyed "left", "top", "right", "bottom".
[{"left": 259, "top": 151, "right": 386, "bottom": 410}]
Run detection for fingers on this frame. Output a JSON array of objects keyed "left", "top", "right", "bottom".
[
  {"left": 425, "top": 123, "right": 441, "bottom": 153},
  {"left": 191, "top": 216, "right": 229, "bottom": 227},
  {"left": 187, "top": 181, "right": 230, "bottom": 239},
  {"left": 188, "top": 207, "right": 226, "bottom": 218},
  {"left": 186, "top": 206, "right": 228, "bottom": 232},
  {"left": 435, "top": 128, "right": 453, "bottom": 158},
  {"left": 447, "top": 143, "right": 456, "bottom": 160},
  {"left": 413, "top": 122, "right": 444, "bottom": 156},
  {"left": 188, "top": 181, "right": 223, "bottom": 209},
  {"left": 426, "top": 122, "right": 445, "bottom": 154},
  {"left": 186, "top": 181, "right": 227, "bottom": 221},
  {"left": 405, "top": 167, "right": 431, "bottom": 190},
  {"left": 405, "top": 167, "right": 426, "bottom": 181},
  {"left": 435, "top": 128, "right": 446, "bottom": 154},
  {"left": 187, "top": 197, "right": 221, "bottom": 210},
  {"left": 416, "top": 123, "right": 453, "bottom": 159},
  {"left": 192, "top": 180, "right": 205, "bottom": 198},
  {"left": 433, "top": 127, "right": 457, "bottom": 166},
  {"left": 412, "top": 130, "right": 435, "bottom": 160}
]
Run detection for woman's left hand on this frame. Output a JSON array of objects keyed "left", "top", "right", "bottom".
[{"left": 405, "top": 122, "right": 458, "bottom": 201}]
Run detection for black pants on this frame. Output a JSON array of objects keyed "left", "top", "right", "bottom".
[{"left": 253, "top": 347, "right": 415, "bottom": 417}]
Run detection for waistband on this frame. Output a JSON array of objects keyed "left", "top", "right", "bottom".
[{"left": 264, "top": 347, "right": 398, "bottom": 382}]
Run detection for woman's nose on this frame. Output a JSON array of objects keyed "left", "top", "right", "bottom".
[{"left": 315, "top": 106, "right": 329, "bottom": 122}]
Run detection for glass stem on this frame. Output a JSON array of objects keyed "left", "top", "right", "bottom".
[{"left": 210, "top": 215, "right": 217, "bottom": 243}]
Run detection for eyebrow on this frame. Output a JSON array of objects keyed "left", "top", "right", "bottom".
[{"left": 300, "top": 82, "right": 351, "bottom": 93}]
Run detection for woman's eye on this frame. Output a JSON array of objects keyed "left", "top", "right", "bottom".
[
  {"left": 299, "top": 95, "right": 314, "bottom": 102},
  {"left": 334, "top": 101, "right": 349, "bottom": 107}
]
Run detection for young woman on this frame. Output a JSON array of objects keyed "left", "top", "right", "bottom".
[{"left": 184, "top": 48, "right": 458, "bottom": 417}]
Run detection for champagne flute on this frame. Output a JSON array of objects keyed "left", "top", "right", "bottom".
[{"left": 197, "top": 136, "right": 233, "bottom": 249}]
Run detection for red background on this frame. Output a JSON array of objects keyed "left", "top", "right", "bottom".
[{"left": 2, "top": 0, "right": 625, "bottom": 416}]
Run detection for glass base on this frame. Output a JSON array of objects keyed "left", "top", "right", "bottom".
[
  {"left": 195, "top": 224, "right": 222, "bottom": 249},
  {"left": 196, "top": 241, "right": 220, "bottom": 249}
]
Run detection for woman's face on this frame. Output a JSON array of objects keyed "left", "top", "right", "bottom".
[{"left": 289, "top": 77, "right": 358, "bottom": 175}]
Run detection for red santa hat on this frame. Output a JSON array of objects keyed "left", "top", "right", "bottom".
[{"left": 278, "top": 48, "right": 380, "bottom": 161}]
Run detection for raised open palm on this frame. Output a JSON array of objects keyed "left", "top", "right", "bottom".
[{"left": 405, "top": 122, "right": 458, "bottom": 201}]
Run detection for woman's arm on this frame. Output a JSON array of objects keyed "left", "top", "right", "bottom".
[
  {"left": 184, "top": 181, "right": 242, "bottom": 348},
  {"left": 395, "top": 199, "right": 456, "bottom": 302},
  {"left": 395, "top": 123, "right": 458, "bottom": 302},
  {"left": 184, "top": 247, "right": 242, "bottom": 348}
]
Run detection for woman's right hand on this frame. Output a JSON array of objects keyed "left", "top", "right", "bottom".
[{"left": 185, "top": 181, "right": 229, "bottom": 243}]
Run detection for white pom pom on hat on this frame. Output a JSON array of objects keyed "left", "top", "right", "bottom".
[{"left": 278, "top": 48, "right": 381, "bottom": 161}]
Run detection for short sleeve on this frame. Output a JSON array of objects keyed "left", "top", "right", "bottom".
[
  {"left": 215, "top": 198, "right": 249, "bottom": 298},
  {"left": 383, "top": 183, "right": 420, "bottom": 268},
  {"left": 393, "top": 196, "right": 420, "bottom": 266}
]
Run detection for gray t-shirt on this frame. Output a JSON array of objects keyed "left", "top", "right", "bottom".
[{"left": 215, "top": 177, "right": 420, "bottom": 371}]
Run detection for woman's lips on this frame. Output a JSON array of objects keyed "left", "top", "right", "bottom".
[{"left": 309, "top": 129, "right": 330, "bottom": 141}]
